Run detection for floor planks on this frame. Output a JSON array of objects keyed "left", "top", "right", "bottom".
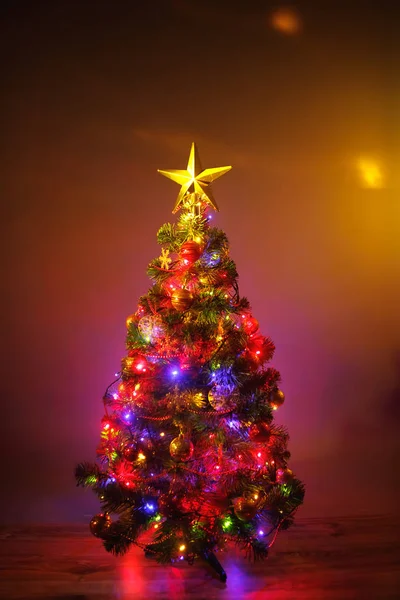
[{"left": 0, "top": 516, "right": 399, "bottom": 599}]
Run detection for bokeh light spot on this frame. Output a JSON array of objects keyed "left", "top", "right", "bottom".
[
  {"left": 269, "top": 6, "right": 302, "bottom": 35},
  {"left": 357, "top": 157, "right": 384, "bottom": 189}
]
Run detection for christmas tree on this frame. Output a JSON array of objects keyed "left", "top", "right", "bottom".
[{"left": 75, "top": 143, "right": 304, "bottom": 581}]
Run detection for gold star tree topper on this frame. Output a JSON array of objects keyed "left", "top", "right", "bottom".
[{"left": 158, "top": 142, "right": 232, "bottom": 213}]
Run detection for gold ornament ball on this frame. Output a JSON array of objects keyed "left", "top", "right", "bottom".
[
  {"left": 276, "top": 467, "right": 294, "bottom": 484},
  {"left": 171, "top": 288, "right": 194, "bottom": 311},
  {"left": 233, "top": 497, "right": 259, "bottom": 522},
  {"left": 252, "top": 489, "right": 267, "bottom": 509},
  {"left": 126, "top": 314, "right": 136, "bottom": 329},
  {"left": 169, "top": 435, "right": 194, "bottom": 461},
  {"left": 270, "top": 388, "right": 285, "bottom": 409},
  {"left": 89, "top": 513, "right": 111, "bottom": 538}
]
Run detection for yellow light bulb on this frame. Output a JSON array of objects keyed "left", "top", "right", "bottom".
[
  {"left": 138, "top": 453, "right": 146, "bottom": 461},
  {"left": 179, "top": 544, "right": 186, "bottom": 552}
]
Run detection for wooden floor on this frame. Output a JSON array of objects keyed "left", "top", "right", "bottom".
[{"left": 1, "top": 516, "right": 399, "bottom": 600}]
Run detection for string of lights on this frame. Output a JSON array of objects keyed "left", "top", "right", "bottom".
[{"left": 75, "top": 143, "right": 304, "bottom": 580}]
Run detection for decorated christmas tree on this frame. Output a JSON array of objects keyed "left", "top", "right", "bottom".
[{"left": 75, "top": 143, "right": 304, "bottom": 581}]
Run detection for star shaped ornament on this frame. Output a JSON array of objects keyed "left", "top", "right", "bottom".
[{"left": 158, "top": 143, "right": 232, "bottom": 213}]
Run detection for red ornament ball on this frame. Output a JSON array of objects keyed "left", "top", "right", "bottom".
[
  {"left": 134, "top": 355, "right": 148, "bottom": 373},
  {"left": 89, "top": 513, "right": 111, "bottom": 538},
  {"left": 243, "top": 316, "right": 259, "bottom": 335},
  {"left": 130, "top": 354, "right": 148, "bottom": 375},
  {"left": 122, "top": 443, "right": 137, "bottom": 461},
  {"left": 169, "top": 435, "right": 194, "bottom": 461},
  {"left": 179, "top": 241, "right": 202, "bottom": 265},
  {"left": 124, "top": 354, "right": 148, "bottom": 374},
  {"left": 247, "top": 335, "right": 263, "bottom": 353},
  {"left": 247, "top": 335, "right": 275, "bottom": 362}
]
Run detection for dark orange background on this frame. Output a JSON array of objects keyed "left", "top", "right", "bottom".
[{"left": 2, "top": 1, "right": 399, "bottom": 523}]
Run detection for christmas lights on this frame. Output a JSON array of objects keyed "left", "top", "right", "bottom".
[{"left": 75, "top": 143, "right": 304, "bottom": 581}]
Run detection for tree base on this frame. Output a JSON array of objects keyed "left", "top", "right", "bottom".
[
  {"left": 202, "top": 549, "right": 227, "bottom": 582},
  {"left": 143, "top": 546, "right": 227, "bottom": 581}
]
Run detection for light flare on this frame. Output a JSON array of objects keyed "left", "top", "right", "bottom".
[{"left": 357, "top": 157, "right": 384, "bottom": 189}]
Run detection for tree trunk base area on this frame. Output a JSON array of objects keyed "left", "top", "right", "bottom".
[{"left": 0, "top": 516, "right": 399, "bottom": 599}]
